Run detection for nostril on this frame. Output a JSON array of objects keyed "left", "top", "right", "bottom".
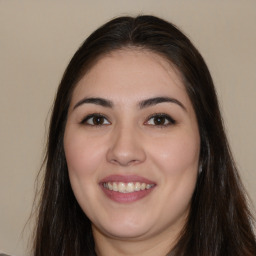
[
  {"left": 107, "top": 147, "right": 146, "bottom": 166},
  {"left": 109, "top": 157, "right": 140, "bottom": 166}
]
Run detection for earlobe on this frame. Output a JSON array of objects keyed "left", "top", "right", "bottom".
[{"left": 198, "top": 164, "right": 202, "bottom": 174}]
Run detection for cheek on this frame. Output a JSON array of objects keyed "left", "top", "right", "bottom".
[
  {"left": 151, "top": 133, "right": 200, "bottom": 216},
  {"left": 64, "top": 129, "right": 106, "bottom": 180},
  {"left": 63, "top": 129, "right": 106, "bottom": 214},
  {"left": 151, "top": 133, "right": 200, "bottom": 176}
]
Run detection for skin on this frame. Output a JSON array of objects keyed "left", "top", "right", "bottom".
[{"left": 64, "top": 49, "right": 200, "bottom": 256}]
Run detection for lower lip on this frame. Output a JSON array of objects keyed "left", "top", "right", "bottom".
[{"left": 100, "top": 185, "right": 155, "bottom": 203}]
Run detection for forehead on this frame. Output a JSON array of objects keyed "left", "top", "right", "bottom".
[{"left": 71, "top": 49, "right": 192, "bottom": 109}]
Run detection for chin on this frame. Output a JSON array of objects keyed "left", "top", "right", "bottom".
[{"left": 94, "top": 218, "right": 152, "bottom": 240}]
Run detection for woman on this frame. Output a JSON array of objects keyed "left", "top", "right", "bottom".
[{"left": 32, "top": 15, "right": 256, "bottom": 255}]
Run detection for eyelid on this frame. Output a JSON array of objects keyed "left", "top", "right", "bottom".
[
  {"left": 144, "top": 113, "right": 176, "bottom": 126},
  {"left": 79, "top": 112, "right": 175, "bottom": 127},
  {"left": 80, "top": 113, "right": 111, "bottom": 126}
]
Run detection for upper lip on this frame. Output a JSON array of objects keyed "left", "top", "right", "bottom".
[{"left": 100, "top": 175, "right": 156, "bottom": 184}]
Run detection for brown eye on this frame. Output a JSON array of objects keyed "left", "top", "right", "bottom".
[
  {"left": 146, "top": 114, "right": 176, "bottom": 126},
  {"left": 153, "top": 116, "right": 167, "bottom": 125},
  {"left": 82, "top": 114, "right": 110, "bottom": 126},
  {"left": 92, "top": 116, "right": 105, "bottom": 125}
]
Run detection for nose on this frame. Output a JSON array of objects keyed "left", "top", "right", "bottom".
[{"left": 106, "top": 125, "right": 146, "bottom": 166}]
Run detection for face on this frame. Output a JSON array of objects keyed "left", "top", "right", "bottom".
[{"left": 64, "top": 49, "right": 200, "bottom": 243}]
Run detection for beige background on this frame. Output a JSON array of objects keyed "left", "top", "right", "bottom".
[{"left": 1, "top": 1, "right": 255, "bottom": 255}]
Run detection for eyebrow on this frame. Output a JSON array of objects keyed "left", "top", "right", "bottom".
[
  {"left": 73, "top": 96, "right": 186, "bottom": 111},
  {"left": 139, "top": 97, "right": 187, "bottom": 111},
  {"left": 73, "top": 97, "right": 113, "bottom": 110}
]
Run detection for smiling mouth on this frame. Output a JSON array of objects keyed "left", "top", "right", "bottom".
[
  {"left": 103, "top": 182, "right": 155, "bottom": 193},
  {"left": 100, "top": 175, "right": 156, "bottom": 203}
]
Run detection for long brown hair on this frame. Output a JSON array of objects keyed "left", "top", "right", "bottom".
[{"left": 33, "top": 15, "right": 256, "bottom": 256}]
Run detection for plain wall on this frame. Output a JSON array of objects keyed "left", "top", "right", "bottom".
[{"left": 1, "top": 1, "right": 255, "bottom": 255}]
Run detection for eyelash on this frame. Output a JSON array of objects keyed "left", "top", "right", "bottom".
[
  {"left": 80, "top": 113, "right": 111, "bottom": 126},
  {"left": 80, "top": 113, "right": 176, "bottom": 127},
  {"left": 145, "top": 113, "right": 176, "bottom": 127}
]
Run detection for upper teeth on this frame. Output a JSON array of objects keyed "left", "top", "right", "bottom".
[{"left": 103, "top": 182, "right": 154, "bottom": 193}]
